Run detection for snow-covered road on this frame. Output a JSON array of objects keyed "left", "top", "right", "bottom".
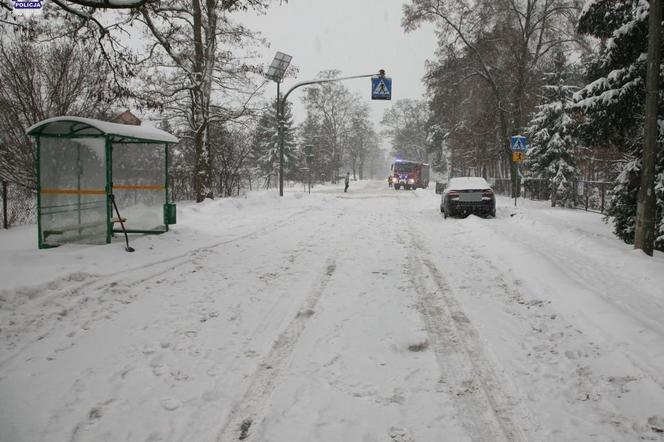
[{"left": 1, "top": 180, "right": 663, "bottom": 441}]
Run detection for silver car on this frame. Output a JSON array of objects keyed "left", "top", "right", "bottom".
[{"left": 440, "top": 177, "right": 496, "bottom": 218}]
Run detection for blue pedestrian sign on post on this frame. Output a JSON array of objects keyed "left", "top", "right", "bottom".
[
  {"left": 510, "top": 135, "right": 528, "bottom": 207},
  {"left": 510, "top": 135, "right": 528, "bottom": 152},
  {"left": 371, "top": 74, "right": 392, "bottom": 100}
]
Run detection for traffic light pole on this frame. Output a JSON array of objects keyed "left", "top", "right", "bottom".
[
  {"left": 277, "top": 80, "right": 283, "bottom": 197},
  {"left": 278, "top": 72, "right": 380, "bottom": 196}
]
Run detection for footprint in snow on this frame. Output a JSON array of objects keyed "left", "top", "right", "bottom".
[
  {"left": 389, "top": 426, "right": 414, "bottom": 442},
  {"left": 152, "top": 364, "right": 168, "bottom": 377},
  {"left": 648, "top": 416, "right": 664, "bottom": 433},
  {"left": 202, "top": 389, "right": 222, "bottom": 402},
  {"left": 206, "top": 364, "right": 223, "bottom": 377},
  {"left": 145, "top": 431, "right": 166, "bottom": 441},
  {"left": 160, "top": 397, "right": 181, "bottom": 411}
]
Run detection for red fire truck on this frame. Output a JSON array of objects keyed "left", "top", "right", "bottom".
[{"left": 390, "top": 160, "right": 430, "bottom": 190}]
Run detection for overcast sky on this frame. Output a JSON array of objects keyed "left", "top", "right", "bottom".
[{"left": 237, "top": 0, "right": 438, "bottom": 129}]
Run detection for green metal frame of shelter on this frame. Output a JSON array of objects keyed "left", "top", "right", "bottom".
[{"left": 27, "top": 116, "right": 179, "bottom": 249}]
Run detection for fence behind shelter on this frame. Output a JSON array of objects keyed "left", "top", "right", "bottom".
[{"left": 1, "top": 181, "right": 37, "bottom": 228}]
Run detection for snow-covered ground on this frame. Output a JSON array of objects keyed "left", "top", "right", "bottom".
[{"left": 1, "top": 180, "right": 663, "bottom": 442}]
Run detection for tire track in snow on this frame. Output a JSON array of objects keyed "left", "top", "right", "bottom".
[
  {"left": 412, "top": 206, "right": 664, "bottom": 439},
  {"left": 486, "top": 220, "right": 664, "bottom": 337},
  {"left": 440, "top": 235, "right": 664, "bottom": 439},
  {"left": 0, "top": 205, "right": 321, "bottom": 369},
  {"left": 42, "top": 206, "right": 335, "bottom": 442},
  {"left": 401, "top": 230, "right": 532, "bottom": 442},
  {"left": 216, "top": 258, "right": 337, "bottom": 442},
  {"left": 468, "top": 218, "right": 664, "bottom": 393}
]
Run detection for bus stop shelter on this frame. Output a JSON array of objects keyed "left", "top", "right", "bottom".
[{"left": 27, "top": 116, "right": 178, "bottom": 249}]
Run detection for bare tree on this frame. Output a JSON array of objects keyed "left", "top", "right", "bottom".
[
  {"left": 344, "top": 103, "right": 378, "bottom": 180},
  {"left": 133, "top": 0, "right": 277, "bottom": 202},
  {"left": 4, "top": 0, "right": 283, "bottom": 203},
  {"left": 403, "top": 0, "right": 582, "bottom": 186},
  {"left": 210, "top": 123, "right": 253, "bottom": 196},
  {"left": 302, "top": 70, "right": 356, "bottom": 182},
  {"left": 0, "top": 37, "right": 117, "bottom": 188},
  {"left": 381, "top": 99, "right": 430, "bottom": 162},
  {"left": 425, "top": 46, "right": 506, "bottom": 177}
]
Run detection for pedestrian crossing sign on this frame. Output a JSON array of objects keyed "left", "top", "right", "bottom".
[
  {"left": 510, "top": 135, "right": 528, "bottom": 152},
  {"left": 371, "top": 76, "right": 392, "bottom": 100}
]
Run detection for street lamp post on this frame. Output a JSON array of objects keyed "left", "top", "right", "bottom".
[
  {"left": 267, "top": 64, "right": 389, "bottom": 197},
  {"left": 266, "top": 51, "right": 293, "bottom": 197},
  {"left": 276, "top": 71, "right": 385, "bottom": 195},
  {"left": 278, "top": 80, "right": 284, "bottom": 196}
]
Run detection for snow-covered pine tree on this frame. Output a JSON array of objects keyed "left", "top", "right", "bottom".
[
  {"left": 299, "top": 115, "right": 332, "bottom": 183},
  {"left": 250, "top": 99, "right": 297, "bottom": 189},
  {"left": 524, "top": 50, "right": 580, "bottom": 207},
  {"left": 575, "top": 0, "right": 664, "bottom": 251}
]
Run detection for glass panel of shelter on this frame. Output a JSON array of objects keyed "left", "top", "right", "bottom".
[
  {"left": 39, "top": 137, "right": 107, "bottom": 246},
  {"left": 111, "top": 142, "right": 166, "bottom": 232}
]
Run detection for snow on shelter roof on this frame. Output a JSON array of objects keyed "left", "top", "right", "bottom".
[{"left": 26, "top": 116, "right": 178, "bottom": 144}]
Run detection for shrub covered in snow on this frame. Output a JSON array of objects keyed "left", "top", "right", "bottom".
[{"left": 524, "top": 50, "right": 580, "bottom": 208}]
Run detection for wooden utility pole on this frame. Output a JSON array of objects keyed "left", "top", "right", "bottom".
[{"left": 634, "top": 0, "right": 662, "bottom": 256}]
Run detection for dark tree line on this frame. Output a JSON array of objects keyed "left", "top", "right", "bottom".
[
  {"left": 404, "top": 0, "right": 581, "bottom": 185},
  {"left": 403, "top": 0, "right": 663, "bottom": 251},
  {"left": 575, "top": 0, "right": 663, "bottom": 251}
]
